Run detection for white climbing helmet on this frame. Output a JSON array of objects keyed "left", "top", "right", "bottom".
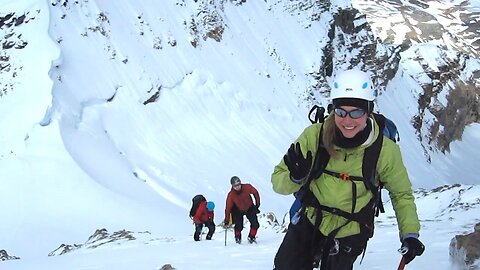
[{"left": 330, "top": 69, "right": 376, "bottom": 101}]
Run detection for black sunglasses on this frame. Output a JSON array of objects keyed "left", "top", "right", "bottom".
[{"left": 334, "top": 108, "right": 366, "bottom": 119}]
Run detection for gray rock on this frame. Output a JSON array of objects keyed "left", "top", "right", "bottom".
[
  {"left": 0, "top": 249, "right": 20, "bottom": 261},
  {"left": 159, "top": 264, "right": 176, "bottom": 270},
  {"left": 450, "top": 223, "right": 480, "bottom": 269}
]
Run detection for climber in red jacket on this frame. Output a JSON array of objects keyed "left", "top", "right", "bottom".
[
  {"left": 193, "top": 200, "right": 216, "bottom": 241},
  {"left": 223, "top": 176, "right": 261, "bottom": 244}
]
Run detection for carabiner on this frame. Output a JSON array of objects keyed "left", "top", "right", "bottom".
[
  {"left": 398, "top": 246, "right": 409, "bottom": 255},
  {"left": 329, "top": 239, "right": 340, "bottom": 255}
]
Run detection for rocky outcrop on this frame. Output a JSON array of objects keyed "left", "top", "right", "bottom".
[
  {"left": 257, "top": 211, "right": 284, "bottom": 233},
  {"left": 351, "top": 0, "right": 480, "bottom": 157},
  {"left": 450, "top": 223, "right": 480, "bottom": 269},
  {"left": 304, "top": 2, "right": 479, "bottom": 158},
  {"left": 49, "top": 228, "right": 153, "bottom": 256},
  {"left": 159, "top": 264, "right": 176, "bottom": 270},
  {"left": 187, "top": 1, "right": 227, "bottom": 47},
  {"left": 0, "top": 249, "right": 20, "bottom": 261},
  {"left": 0, "top": 12, "right": 33, "bottom": 97},
  {"left": 304, "top": 6, "right": 404, "bottom": 106},
  {"left": 407, "top": 48, "right": 479, "bottom": 156},
  {"left": 354, "top": 0, "right": 480, "bottom": 58}
]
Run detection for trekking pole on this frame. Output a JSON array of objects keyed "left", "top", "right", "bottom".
[
  {"left": 397, "top": 256, "right": 406, "bottom": 270},
  {"left": 224, "top": 226, "right": 227, "bottom": 246}
]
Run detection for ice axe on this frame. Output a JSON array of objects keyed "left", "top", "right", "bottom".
[
  {"left": 222, "top": 222, "right": 233, "bottom": 246},
  {"left": 223, "top": 222, "right": 230, "bottom": 246},
  {"left": 224, "top": 226, "right": 227, "bottom": 246}
]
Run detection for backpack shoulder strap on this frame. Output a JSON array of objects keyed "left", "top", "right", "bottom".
[
  {"left": 363, "top": 115, "right": 385, "bottom": 215},
  {"left": 372, "top": 113, "right": 386, "bottom": 130},
  {"left": 308, "top": 124, "right": 330, "bottom": 185},
  {"left": 296, "top": 124, "right": 330, "bottom": 208}
]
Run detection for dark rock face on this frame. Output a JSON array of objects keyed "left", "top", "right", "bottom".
[
  {"left": 307, "top": 6, "right": 402, "bottom": 103},
  {"left": 450, "top": 223, "right": 480, "bottom": 269},
  {"left": 0, "top": 12, "right": 34, "bottom": 97},
  {"left": 354, "top": 0, "right": 480, "bottom": 58},
  {"left": 227, "top": 1, "right": 480, "bottom": 162},
  {"left": 352, "top": 0, "right": 480, "bottom": 157},
  {"left": 302, "top": 2, "right": 479, "bottom": 160}
]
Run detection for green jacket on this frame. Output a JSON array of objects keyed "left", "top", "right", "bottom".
[{"left": 271, "top": 115, "right": 420, "bottom": 239}]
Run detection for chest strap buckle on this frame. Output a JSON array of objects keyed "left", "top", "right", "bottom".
[{"left": 339, "top": 173, "right": 350, "bottom": 181}]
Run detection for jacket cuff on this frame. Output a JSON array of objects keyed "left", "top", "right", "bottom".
[
  {"left": 402, "top": 233, "right": 419, "bottom": 240},
  {"left": 289, "top": 175, "right": 305, "bottom": 184}
]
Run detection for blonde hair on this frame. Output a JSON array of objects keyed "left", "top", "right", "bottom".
[{"left": 322, "top": 115, "right": 338, "bottom": 158}]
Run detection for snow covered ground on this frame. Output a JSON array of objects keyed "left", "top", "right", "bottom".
[{"left": 3, "top": 184, "right": 480, "bottom": 269}]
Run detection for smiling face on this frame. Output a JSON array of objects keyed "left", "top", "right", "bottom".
[{"left": 334, "top": 105, "right": 368, "bottom": 138}]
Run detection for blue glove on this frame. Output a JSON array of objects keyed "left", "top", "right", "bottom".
[
  {"left": 400, "top": 237, "right": 425, "bottom": 264},
  {"left": 283, "top": 142, "right": 312, "bottom": 184}
]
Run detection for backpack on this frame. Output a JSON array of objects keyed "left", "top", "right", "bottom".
[
  {"left": 383, "top": 116, "right": 400, "bottom": 142},
  {"left": 189, "top": 194, "right": 206, "bottom": 218},
  {"left": 292, "top": 105, "right": 400, "bottom": 269}
]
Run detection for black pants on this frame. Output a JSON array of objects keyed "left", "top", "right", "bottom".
[
  {"left": 194, "top": 221, "right": 215, "bottom": 241},
  {"left": 273, "top": 215, "right": 366, "bottom": 270},
  {"left": 231, "top": 205, "right": 259, "bottom": 236}
]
